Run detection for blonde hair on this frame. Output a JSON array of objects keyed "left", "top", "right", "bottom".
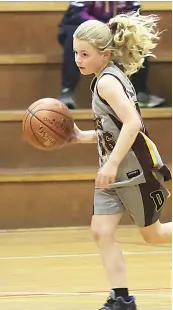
[{"left": 74, "top": 10, "right": 160, "bottom": 76}]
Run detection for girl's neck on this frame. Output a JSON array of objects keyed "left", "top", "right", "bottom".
[{"left": 95, "top": 61, "right": 113, "bottom": 77}]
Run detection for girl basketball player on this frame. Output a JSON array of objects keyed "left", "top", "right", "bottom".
[{"left": 70, "top": 10, "right": 172, "bottom": 310}]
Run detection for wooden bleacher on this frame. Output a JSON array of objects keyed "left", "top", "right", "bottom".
[
  {"left": 0, "top": 2, "right": 171, "bottom": 229},
  {"left": 0, "top": 1, "right": 171, "bottom": 109}
]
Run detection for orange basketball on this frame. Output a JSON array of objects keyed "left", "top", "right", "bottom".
[{"left": 22, "top": 98, "right": 74, "bottom": 151}]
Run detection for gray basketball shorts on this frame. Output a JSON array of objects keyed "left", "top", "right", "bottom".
[{"left": 93, "top": 173, "right": 170, "bottom": 227}]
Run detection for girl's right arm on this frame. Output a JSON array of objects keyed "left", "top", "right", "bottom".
[{"left": 70, "top": 123, "right": 97, "bottom": 144}]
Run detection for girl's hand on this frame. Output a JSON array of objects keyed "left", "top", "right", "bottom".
[
  {"left": 95, "top": 160, "right": 118, "bottom": 189},
  {"left": 68, "top": 123, "right": 82, "bottom": 144}
]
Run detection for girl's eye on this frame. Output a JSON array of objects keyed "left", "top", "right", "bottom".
[{"left": 73, "top": 51, "right": 88, "bottom": 57}]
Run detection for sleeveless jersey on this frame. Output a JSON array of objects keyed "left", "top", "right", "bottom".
[{"left": 90, "top": 62, "right": 171, "bottom": 185}]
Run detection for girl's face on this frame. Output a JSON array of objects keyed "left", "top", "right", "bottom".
[{"left": 73, "top": 37, "right": 110, "bottom": 76}]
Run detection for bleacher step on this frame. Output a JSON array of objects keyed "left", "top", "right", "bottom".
[
  {"left": 0, "top": 165, "right": 171, "bottom": 229},
  {"left": 0, "top": 166, "right": 97, "bottom": 182}
]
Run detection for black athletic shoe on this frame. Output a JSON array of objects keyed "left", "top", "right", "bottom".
[
  {"left": 99, "top": 290, "right": 137, "bottom": 310},
  {"left": 59, "top": 88, "right": 76, "bottom": 109}
]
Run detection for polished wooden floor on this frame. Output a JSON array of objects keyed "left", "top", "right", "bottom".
[{"left": 0, "top": 226, "right": 171, "bottom": 310}]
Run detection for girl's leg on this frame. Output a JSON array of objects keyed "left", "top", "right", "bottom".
[
  {"left": 92, "top": 189, "right": 137, "bottom": 309},
  {"left": 91, "top": 213, "right": 127, "bottom": 288},
  {"left": 139, "top": 219, "right": 172, "bottom": 244}
]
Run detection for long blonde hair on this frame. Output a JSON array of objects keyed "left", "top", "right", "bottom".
[{"left": 74, "top": 10, "right": 160, "bottom": 76}]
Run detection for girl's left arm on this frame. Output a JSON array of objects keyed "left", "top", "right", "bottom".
[{"left": 97, "top": 74, "right": 142, "bottom": 167}]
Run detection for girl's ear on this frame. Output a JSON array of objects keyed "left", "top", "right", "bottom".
[{"left": 102, "top": 49, "right": 111, "bottom": 59}]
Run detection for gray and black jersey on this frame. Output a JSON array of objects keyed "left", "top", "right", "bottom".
[
  {"left": 90, "top": 62, "right": 171, "bottom": 186},
  {"left": 91, "top": 62, "right": 171, "bottom": 226}
]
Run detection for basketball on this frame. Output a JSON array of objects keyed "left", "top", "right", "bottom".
[{"left": 22, "top": 98, "right": 74, "bottom": 151}]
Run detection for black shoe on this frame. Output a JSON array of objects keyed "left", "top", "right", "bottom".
[
  {"left": 137, "top": 92, "right": 165, "bottom": 108},
  {"left": 59, "top": 88, "right": 76, "bottom": 109},
  {"left": 99, "top": 290, "right": 137, "bottom": 310}
]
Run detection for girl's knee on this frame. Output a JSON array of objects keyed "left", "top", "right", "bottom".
[
  {"left": 140, "top": 221, "right": 163, "bottom": 244},
  {"left": 91, "top": 220, "right": 114, "bottom": 245},
  {"left": 91, "top": 214, "right": 122, "bottom": 246},
  {"left": 141, "top": 233, "right": 157, "bottom": 244}
]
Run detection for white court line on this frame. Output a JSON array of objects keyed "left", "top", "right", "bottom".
[
  {"left": 0, "top": 291, "right": 171, "bottom": 298},
  {"left": 0, "top": 250, "right": 171, "bottom": 260}
]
